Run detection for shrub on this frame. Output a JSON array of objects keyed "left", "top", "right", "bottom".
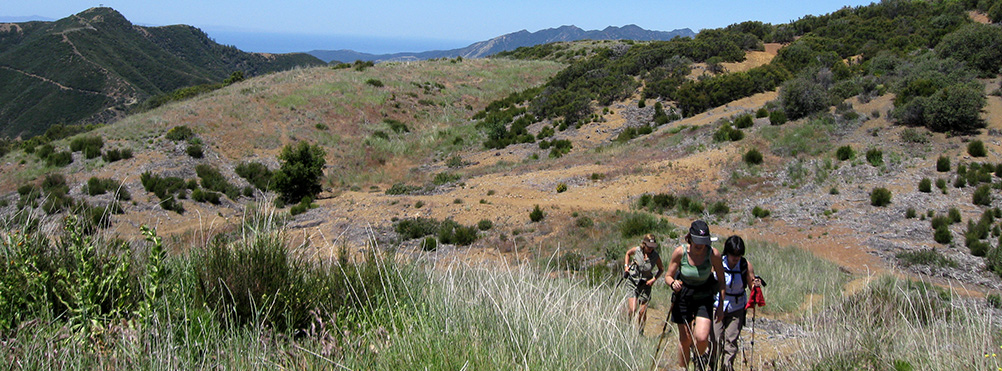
[
  {"left": 395, "top": 217, "right": 441, "bottom": 239},
  {"left": 70, "top": 135, "right": 104, "bottom": 159},
  {"left": 974, "top": 184, "right": 993, "bottom": 206},
  {"left": 446, "top": 155, "right": 464, "bottom": 168},
  {"left": 191, "top": 189, "right": 222, "bottom": 205},
  {"left": 918, "top": 178, "right": 932, "bottom": 193},
  {"left": 529, "top": 204, "right": 545, "bottom": 222},
  {"left": 968, "top": 140, "right": 987, "bottom": 157},
  {"left": 752, "top": 206, "right": 771, "bottom": 218},
  {"left": 865, "top": 149, "right": 883, "bottom": 167},
  {"left": 556, "top": 183, "right": 568, "bottom": 193},
  {"left": 619, "top": 212, "right": 658, "bottom": 238},
  {"left": 235, "top": 161, "right": 273, "bottom": 191},
  {"left": 733, "top": 114, "right": 754, "bottom": 129},
  {"left": 709, "top": 201, "right": 730, "bottom": 216},
  {"left": 906, "top": 208, "right": 917, "bottom": 218},
  {"left": 836, "top": 145, "right": 855, "bottom": 161},
  {"left": 988, "top": 293, "right": 1002, "bottom": 309},
  {"left": 948, "top": 208, "right": 962, "bottom": 224},
  {"left": 575, "top": 216, "right": 594, "bottom": 228},
  {"left": 477, "top": 219, "right": 493, "bottom": 231},
  {"left": 186, "top": 144, "right": 204, "bottom": 158},
  {"left": 756, "top": 107, "right": 769, "bottom": 118},
  {"left": 934, "top": 225, "right": 952, "bottom": 244},
  {"left": 196, "top": 164, "right": 239, "bottom": 199},
  {"left": 433, "top": 172, "right": 462, "bottom": 185},
  {"left": 102, "top": 148, "right": 133, "bottom": 162},
  {"left": 936, "top": 156, "right": 950, "bottom": 172},
  {"left": 896, "top": 248, "right": 957, "bottom": 268},
  {"left": 900, "top": 128, "right": 929, "bottom": 143},
  {"left": 870, "top": 187, "right": 892, "bottom": 207},
  {"left": 743, "top": 148, "right": 763, "bottom": 164},
  {"left": 46, "top": 151, "right": 73, "bottom": 167},
  {"left": 365, "top": 79, "right": 384, "bottom": 87},
  {"left": 421, "top": 237, "right": 438, "bottom": 251},
  {"left": 272, "top": 141, "right": 326, "bottom": 204},
  {"left": 935, "top": 178, "right": 948, "bottom": 193},
  {"left": 165, "top": 125, "right": 194, "bottom": 141},
  {"left": 988, "top": 245, "right": 1002, "bottom": 278},
  {"left": 970, "top": 240, "right": 990, "bottom": 257}
]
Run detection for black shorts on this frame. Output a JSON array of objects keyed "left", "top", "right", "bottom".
[{"left": 670, "top": 292, "right": 714, "bottom": 324}]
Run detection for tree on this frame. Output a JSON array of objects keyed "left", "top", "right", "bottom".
[
  {"left": 272, "top": 141, "right": 326, "bottom": 204},
  {"left": 923, "top": 82, "right": 986, "bottom": 133},
  {"left": 936, "top": 23, "right": 1002, "bottom": 77},
  {"left": 780, "top": 76, "right": 829, "bottom": 120}
]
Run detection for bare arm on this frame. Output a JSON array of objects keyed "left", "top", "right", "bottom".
[
  {"left": 624, "top": 246, "right": 637, "bottom": 273},
  {"left": 711, "top": 248, "right": 726, "bottom": 321},
  {"left": 665, "top": 246, "right": 683, "bottom": 291},
  {"left": 746, "top": 259, "right": 759, "bottom": 288}
]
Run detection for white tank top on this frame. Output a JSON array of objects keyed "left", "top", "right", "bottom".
[{"left": 714, "top": 257, "right": 748, "bottom": 313}]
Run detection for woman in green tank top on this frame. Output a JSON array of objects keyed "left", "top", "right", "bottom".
[{"left": 663, "top": 220, "right": 726, "bottom": 371}]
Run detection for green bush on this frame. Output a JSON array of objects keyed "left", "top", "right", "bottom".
[
  {"left": 365, "top": 78, "right": 384, "bottom": 87},
  {"left": 968, "top": 140, "right": 987, "bottom": 157},
  {"left": 836, "top": 145, "right": 855, "bottom": 161},
  {"left": 46, "top": 151, "right": 73, "bottom": 167},
  {"left": 618, "top": 212, "right": 658, "bottom": 238},
  {"left": 235, "top": 161, "right": 273, "bottom": 191},
  {"left": 575, "top": 216, "right": 594, "bottom": 228},
  {"left": 186, "top": 144, "right": 204, "bottom": 158},
  {"left": 709, "top": 201, "right": 730, "bottom": 216},
  {"left": 970, "top": 240, "right": 990, "bottom": 257},
  {"left": 556, "top": 183, "right": 568, "bottom": 193},
  {"left": 101, "top": 148, "right": 133, "bottom": 163},
  {"left": 865, "top": 149, "right": 883, "bottom": 167},
  {"left": 906, "top": 208, "right": 917, "bottom": 219},
  {"left": 870, "top": 187, "right": 892, "bottom": 206},
  {"left": 933, "top": 225, "right": 952, "bottom": 244},
  {"left": 272, "top": 141, "right": 326, "bottom": 204},
  {"left": 165, "top": 125, "right": 194, "bottom": 141},
  {"left": 936, "top": 178, "right": 948, "bottom": 193},
  {"left": 191, "top": 188, "right": 222, "bottom": 205},
  {"left": 752, "top": 206, "right": 771, "bottom": 218},
  {"left": 477, "top": 219, "right": 493, "bottom": 231},
  {"left": 948, "top": 208, "right": 962, "bottom": 224},
  {"left": 918, "top": 178, "right": 932, "bottom": 193},
  {"left": 936, "top": 156, "right": 950, "bottom": 172},
  {"left": 421, "top": 237, "right": 438, "bottom": 251},
  {"left": 756, "top": 107, "right": 769, "bottom": 118},
  {"left": 733, "top": 114, "right": 754, "bottom": 129},
  {"left": 896, "top": 248, "right": 957, "bottom": 268},
  {"left": 196, "top": 164, "right": 239, "bottom": 199},
  {"left": 973, "top": 184, "right": 993, "bottom": 206},
  {"left": 433, "top": 172, "right": 462, "bottom": 185},
  {"left": 395, "top": 217, "right": 441, "bottom": 240},
  {"left": 743, "top": 148, "right": 763, "bottom": 164},
  {"left": 385, "top": 182, "right": 422, "bottom": 195},
  {"left": 988, "top": 245, "right": 1002, "bottom": 278},
  {"left": 529, "top": 204, "right": 545, "bottom": 222}
]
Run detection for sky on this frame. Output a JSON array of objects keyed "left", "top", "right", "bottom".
[{"left": 2, "top": 0, "right": 878, "bottom": 54}]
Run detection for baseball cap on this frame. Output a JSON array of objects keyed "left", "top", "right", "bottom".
[{"left": 689, "top": 220, "right": 713, "bottom": 245}]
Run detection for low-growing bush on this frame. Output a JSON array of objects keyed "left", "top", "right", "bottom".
[
  {"left": 769, "top": 110, "right": 787, "bottom": 125},
  {"left": 165, "top": 125, "right": 194, "bottom": 141},
  {"left": 896, "top": 248, "right": 958, "bottom": 268},
  {"left": 936, "top": 156, "right": 950, "bottom": 172},
  {"left": 235, "top": 161, "right": 273, "bottom": 191},
  {"left": 967, "top": 140, "right": 987, "bottom": 157},
  {"left": 743, "top": 148, "right": 763, "bottom": 164},
  {"left": 865, "top": 149, "right": 883, "bottom": 167},
  {"left": 186, "top": 144, "right": 204, "bottom": 158},
  {"left": 918, "top": 178, "right": 932, "bottom": 193},
  {"left": 836, "top": 145, "right": 855, "bottom": 161},
  {"left": 433, "top": 172, "right": 461, "bottom": 185},
  {"left": 870, "top": 187, "right": 892, "bottom": 206},
  {"left": 556, "top": 183, "right": 568, "bottom": 193},
  {"left": 973, "top": 184, "right": 993, "bottom": 206},
  {"left": 395, "top": 217, "right": 440, "bottom": 240},
  {"left": 752, "top": 206, "right": 771, "bottom": 218},
  {"left": 530, "top": 204, "right": 545, "bottom": 222},
  {"left": 906, "top": 208, "right": 917, "bottom": 218},
  {"left": 386, "top": 182, "right": 422, "bottom": 195},
  {"left": 934, "top": 225, "right": 952, "bottom": 244},
  {"left": 477, "top": 219, "right": 493, "bottom": 231},
  {"left": 709, "top": 201, "right": 730, "bottom": 216}
]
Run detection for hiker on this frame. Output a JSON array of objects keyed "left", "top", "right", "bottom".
[
  {"left": 623, "top": 233, "right": 664, "bottom": 334},
  {"left": 664, "top": 220, "right": 726, "bottom": 371},
  {"left": 710, "top": 235, "right": 761, "bottom": 371}
]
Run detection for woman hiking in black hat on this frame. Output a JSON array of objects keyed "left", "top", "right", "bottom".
[{"left": 664, "top": 220, "right": 726, "bottom": 371}]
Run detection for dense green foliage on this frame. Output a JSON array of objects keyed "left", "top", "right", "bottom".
[{"left": 272, "top": 141, "right": 327, "bottom": 204}]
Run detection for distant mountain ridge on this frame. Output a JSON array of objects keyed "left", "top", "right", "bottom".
[
  {"left": 308, "top": 25, "right": 696, "bottom": 63},
  {"left": 0, "top": 7, "right": 325, "bottom": 138}
]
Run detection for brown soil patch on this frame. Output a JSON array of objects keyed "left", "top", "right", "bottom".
[{"left": 969, "top": 10, "right": 991, "bottom": 24}]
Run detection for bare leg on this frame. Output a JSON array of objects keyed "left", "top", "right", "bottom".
[{"left": 677, "top": 322, "right": 693, "bottom": 368}]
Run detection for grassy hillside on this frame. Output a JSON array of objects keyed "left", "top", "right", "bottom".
[
  {"left": 0, "top": 7, "right": 325, "bottom": 138},
  {"left": 1, "top": 0, "right": 1002, "bottom": 369}
]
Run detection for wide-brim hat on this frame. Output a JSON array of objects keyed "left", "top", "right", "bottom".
[{"left": 689, "top": 220, "right": 713, "bottom": 245}]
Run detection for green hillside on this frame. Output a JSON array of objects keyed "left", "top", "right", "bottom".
[{"left": 0, "top": 7, "right": 325, "bottom": 138}]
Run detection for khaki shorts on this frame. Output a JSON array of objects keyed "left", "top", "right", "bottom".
[{"left": 628, "top": 278, "right": 652, "bottom": 303}]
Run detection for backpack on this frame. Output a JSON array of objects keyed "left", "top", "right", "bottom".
[{"left": 723, "top": 256, "right": 749, "bottom": 290}]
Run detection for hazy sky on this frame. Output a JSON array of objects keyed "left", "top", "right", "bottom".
[{"left": 3, "top": 0, "right": 878, "bottom": 53}]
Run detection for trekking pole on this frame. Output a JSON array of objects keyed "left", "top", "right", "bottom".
[
  {"left": 649, "top": 291, "right": 679, "bottom": 371},
  {"left": 749, "top": 306, "right": 756, "bottom": 371}
]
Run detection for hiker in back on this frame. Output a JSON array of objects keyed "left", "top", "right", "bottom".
[
  {"left": 623, "top": 233, "right": 664, "bottom": 334},
  {"left": 710, "top": 235, "right": 761, "bottom": 371},
  {"left": 664, "top": 220, "right": 726, "bottom": 371}
]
